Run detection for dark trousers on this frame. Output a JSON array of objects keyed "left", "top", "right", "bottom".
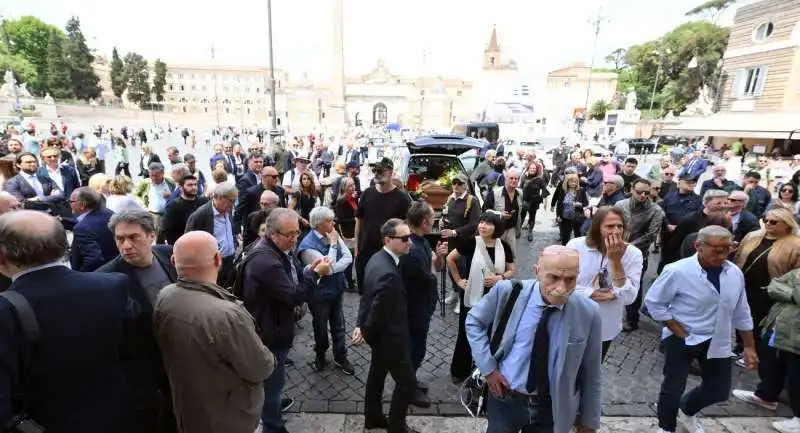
[
  {"left": 601, "top": 340, "right": 612, "bottom": 362},
  {"left": 261, "top": 348, "right": 289, "bottom": 432},
  {"left": 755, "top": 330, "right": 800, "bottom": 417},
  {"left": 486, "top": 393, "right": 554, "bottom": 433},
  {"left": 364, "top": 341, "right": 415, "bottom": 432},
  {"left": 125, "top": 377, "right": 176, "bottom": 433},
  {"left": 625, "top": 254, "right": 649, "bottom": 326},
  {"left": 451, "top": 290, "right": 474, "bottom": 381},
  {"left": 558, "top": 218, "right": 582, "bottom": 245},
  {"left": 218, "top": 255, "right": 235, "bottom": 287},
  {"left": 657, "top": 337, "right": 732, "bottom": 432},
  {"left": 356, "top": 248, "right": 378, "bottom": 295},
  {"left": 116, "top": 162, "right": 131, "bottom": 177},
  {"left": 520, "top": 202, "right": 539, "bottom": 230},
  {"left": 408, "top": 297, "right": 436, "bottom": 372},
  {"left": 309, "top": 294, "right": 347, "bottom": 359}
]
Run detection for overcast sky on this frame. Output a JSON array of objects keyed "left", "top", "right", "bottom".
[{"left": 2, "top": 0, "right": 750, "bottom": 83}]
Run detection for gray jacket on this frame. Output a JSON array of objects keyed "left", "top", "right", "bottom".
[
  {"left": 466, "top": 280, "right": 602, "bottom": 432},
  {"left": 615, "top": 198, "right": 665, "bottom": 253}
]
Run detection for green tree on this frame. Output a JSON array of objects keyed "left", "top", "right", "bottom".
[
  {"left": 152, "top": 59, "right": 167, "bottom": 105},
  {"left": 0, "top": 44, "right": 37, "bottom": 86},
  {"left": 604, "top": 48, "right": 627, "bottom": 72},
  {"left": 686, "top": 0, "right": 738, "bottom": 22},
  {"left": 1, "top": 16, "right": 65, "bottom": 96},
  {"left": 65, "top": 16, "right": 102, "bottom": 100},
  {"left": 45, "top": 29, "right": 73, "bottom": 99},
  {"left": 589, "top": 99, "right": 612, "bottom": 120},
  {"left": 110, "top": 47, "right": 126, "bottom": 99},
  {"left": 124, "top": 52, "right": 150, "bottom": 107}
]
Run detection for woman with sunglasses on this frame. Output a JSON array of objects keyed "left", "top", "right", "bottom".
[
  {"left": 568, "top": 206, "right": 643, "bottom": 361},
  {"left": 445, "top": 210, "right": 516, "bottom": 383},
  {"left": 732, "top": 208, "right": 800, "bottom": 367},
  {"left": 766, "top": 183, "right": 800, "bottom": 221}
]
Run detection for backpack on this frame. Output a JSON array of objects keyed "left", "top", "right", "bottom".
[{"left": 229, "top": 238, "right": 268, "bottom": 298}]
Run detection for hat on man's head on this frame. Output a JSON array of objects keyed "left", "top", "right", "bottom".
[
  {"left": 370, "top": 157, "right": 394, "bottom": 170},
  {"left": 294, "top": 155, "right": 311, "bottom": 164},
  {"left": 452, "top": 173, "right": 469, "bottom": 185}
]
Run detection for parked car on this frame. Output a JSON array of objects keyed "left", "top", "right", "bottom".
[
  {"left": 627, "top": 138, "right": 657, "bottom": 154},
  {"left": 392, "top": 135, "right": 484, "bottom": 232}
]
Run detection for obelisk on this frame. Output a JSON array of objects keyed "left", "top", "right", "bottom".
[{"left": 328, "top": 0, "right": 348, "bottom": 130}]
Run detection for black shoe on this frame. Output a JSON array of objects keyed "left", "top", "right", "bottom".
[
  {"left": 450, "top": 375, "right": 466, "bottom": 385},
  {"left": 410, "top": 389, "right": 431, "bottom": 408},
  {"left": 333, "top": 356, "right": 355, "bottom": 375},
  {"left": 364, "top": 416, "right": 389, "bottom": 430},
  {"left": 622, "top": 322, "right": 639, "bottom": 332},
  {"left": 688, "top": 361, "right": 702, "bottom": 376},
  {"left": 527, "top": 232, "right": 533, "bottom": 242},
  {"left": 416, "top": 380, "right": 429, "bottom": 393},
  {"left": 281, "top": 397, "right": 294, "bottom": 413},
  {"left": 284, "top": 358, "right": 294, "bottom": 367},
  {"left": 312, "top": 355, "right": 326, "bottom": 372}
]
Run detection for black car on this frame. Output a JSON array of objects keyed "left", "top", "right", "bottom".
[{"left": 627, "top": 138, "right": 657, "bottom": 154}]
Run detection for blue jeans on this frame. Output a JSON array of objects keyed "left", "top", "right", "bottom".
[
  {"left": 657, "top": 337, "right": 731, "bottom": 432},
  {"left": 486, "top": 392, "right": 554, "bottom": 433},
  {"left": 408, "top": 296, "right": 436, "bottom": 372},
  {"left": 261, "top": 347, "right": 289, "bottom": 432},
  {"left": 309, "top": 294, "right": 347, "bottom": 359}
]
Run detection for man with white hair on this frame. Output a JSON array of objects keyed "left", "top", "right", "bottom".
[
  {"left": 297, "top": 206, "right": 354, "bottom": 374},
  {"left": 646, "top": 225, "right": 757, "bottom": 433},
  {"left": 726, "top": 190, "right": 760, "bottom": 242},
  {"left": 699, "top": 164, "right": 738, "bottom": 197},
  {"left": 185, "top": 183, "right": 239, "bottom": 285},
  {"left": 483, "top": 168, "right": 523, "bottom": 251}
]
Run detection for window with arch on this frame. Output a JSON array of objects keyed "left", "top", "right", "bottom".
[
  {"left": 179, "top": 97, "right": 188, "bottom": 103},
  {"left": 372, "top": 103, "right": 388, "bottom": 125},
  {"left": 168, "top": 84, "right": 174, "bottom": 91},
  {"left": 201, "top": 98, "right": 209, "bottom": 104},
  {"left": 244, "top": 100, "right": 253, "bottom": 105},
  {"left": 754, "top": 21, "right": 775, "bottom": 41}
]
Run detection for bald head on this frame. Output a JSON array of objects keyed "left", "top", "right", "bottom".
[
  {"left": 536, "top": 245, "right": 580, "bottom": 305},
  {"left": 0, "top": 192, "right": 20, "bottom": 214},
  {"left": 0, "top": 210, "right": 67, "bottom": 272},
  {"left": 172, "top": 231, "right": 220, "bottom": 283}
]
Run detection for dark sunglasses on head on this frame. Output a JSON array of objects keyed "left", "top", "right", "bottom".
[
  {"left": 389, "top": 235, "right": 411, "bottom": 242},
  {"left": 764, "top": 218, "right": 780, "bottom": 226}
]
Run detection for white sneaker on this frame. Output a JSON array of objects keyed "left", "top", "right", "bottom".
[
  {"left": 453, "top": 303, "right": 460, "bottom": 314},
  {"left": 735, "top": 356, "right": 748, "bottom": 368},
  {"left": 678, "top": 409, "right": 705, "bottom": 433},
  {"left": 732, "top": 389, "right": 778, "bottom": 410},
  {"left": 444, "top": 292, "right": 458, "bottom": 305},
  {"left": 773, "top": 417, "right": 800, "bottom": 433}
]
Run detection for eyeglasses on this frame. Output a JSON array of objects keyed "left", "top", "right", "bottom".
[
  {"left": 388, "top": 235, "right": 412, "bottom": 242},
  {"left": 664, "top": 173, "right": 674, "bottom": 176},
  {"left": 700, "top": 242, "right": 736, "bottom": 254},
  {"left": 781, "top": 189, "right": 794, "bottom": 193},
  {"left": 764, "top": 219, "right": 780, "bottom": 226},
  {"left": 728, "top": 198, "right": 745, "bottom": 202},
  {"left": 278, "top": 230, "right": 302, "bottom": 238}
]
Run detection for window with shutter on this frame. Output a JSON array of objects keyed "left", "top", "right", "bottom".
[
  {"left": 754, "top": 66, "right": 769, "bottom": 96},
  {"left": 730, "top": 69, "right": 743, "bottom": 97}
]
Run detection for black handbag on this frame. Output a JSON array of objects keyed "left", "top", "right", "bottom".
[
  {"left": 1, "top": 291, "right": 45, "bottom": 433},
  {"left": 458, "top": 280, "right": 524, "bottom": 417}
]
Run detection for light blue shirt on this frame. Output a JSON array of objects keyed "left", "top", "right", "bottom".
[
  {"left": 498, "top": 283, "right": 564, "bottom": 394},
  {"left": 644, "top": 254, "right": 753, "bottom": 359},
  {"left": 212, "top": 205, "right": 236, "bottom": 258},
  {"left": 76, "top": 211, "right": 90, "bottom": 223}
]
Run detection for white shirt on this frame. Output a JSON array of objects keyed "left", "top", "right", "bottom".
[
  {"left": 383, "top": 247, "right": 400, "bottom": 265},
  {"left": 106, "top": 194, "right": 143, "bottom": 213},
  {"left": 645, "top": 254, "right": 753, "bottom": 359},
  {"left": 46, "top": 166, "right": 64, "bottom": 192},
  {"left": 23, "top": 173, "right": 44, "bottom": 197},
  {"left": 567, "top": 237, "right": 643, "bottom": 341},
  {"left": 148, "top": 181, "right": 170, "bottom": 213}
]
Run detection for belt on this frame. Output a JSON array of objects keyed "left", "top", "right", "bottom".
[{"left": 507, "top": 390, "right": 543, "bottom": 407}]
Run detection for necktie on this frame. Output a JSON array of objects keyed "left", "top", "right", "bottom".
[
  {"left": 526, "top": 307, "right": 556, "bottom": 395},
  {"left": 286, "top": 253, "right": 299, "bottom": 285}
]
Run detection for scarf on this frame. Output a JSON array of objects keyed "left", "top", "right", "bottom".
[{"left": 464, "top": 236, "right": 505, "bottom": 307}]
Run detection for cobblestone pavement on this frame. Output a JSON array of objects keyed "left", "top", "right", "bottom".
[
  {"left": 284, "top": 220, "right": 788, "bottom": 418},
  {"left": 261, "top": 414, "right": 789, "bottom": 433}
]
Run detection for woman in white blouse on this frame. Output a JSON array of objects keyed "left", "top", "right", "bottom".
[{"left": 567, "top": 206, "right": 644, "bottom": 361}]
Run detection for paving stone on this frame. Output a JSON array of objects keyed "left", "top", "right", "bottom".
[
  {"left": 328, "top": 401, "right": 358, "bottom": 414},
  {"left": 283, "top": 224, "right": 771, "bottom": 417},
  {"left": 283, "top": 413, "right": 346, "bottom": 433},
  {"left": 715, "top": 417, "right": 789, "bottom": 432},
  {"left": 300, "top": 399, "right": 329, "bottom": 413}
]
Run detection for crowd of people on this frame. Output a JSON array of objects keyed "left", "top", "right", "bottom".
[{"left": 0, "top": 121, "right": 799, "bottom": 433}]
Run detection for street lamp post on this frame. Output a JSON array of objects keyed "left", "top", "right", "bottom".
[{"left": 267, "top": 0, "right": 280, "bottom": 149}]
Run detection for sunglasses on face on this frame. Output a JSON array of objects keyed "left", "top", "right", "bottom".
[
  {"left": 389, "top": 235, "right": 411, "bottom": 243},
  {"left": 782, "top": 189, "right": 794, "bottom": 193},
  {"left": 764, "top": 219, "right": 780, "bottom": 226}
]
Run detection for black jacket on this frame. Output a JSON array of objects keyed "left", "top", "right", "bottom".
[
  {"left": 160, "top": 196, "right": 207, "bottom": 245},
  {"left": 185, "top": 201, "right": 232, "bottom": 244},
  {"left": 0, "top": 266, "right": 128, "bottom": 432},
  {"left": 241, "top": 238, "right": 312, "bottom": 350},
  {"left": 234, "top": 184, "right": 286, "bottom": 236},
  {"left": 357, "top": 250, "right": 410, "bottom": 350},
  {"left": 97, "top": 244, "right": 176, "bottom": 394},
  {"left": 550, "top": 185, "right": 589, "bottom": 220}
]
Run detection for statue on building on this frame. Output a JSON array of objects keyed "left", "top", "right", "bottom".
[
  {"left": 43, "top": 93, "right": 55, "bottom": 105},
  {"left": 625, "top": 88, "right": 637, "bottom": 111}
]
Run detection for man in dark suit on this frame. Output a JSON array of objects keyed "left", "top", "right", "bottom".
[
  {"left": 37, "top": 146, "right": 80, "bottom": 218},
  {"left": 353, "top": 218, "right": 418, "bottom": 433},
  {"left": 235, "top": 152, "right": 264, "bottom": 194},
  {"left": 234, "top": 166, "right": 286, "bottom": 237},
  {"left": 98, "top": 209, "right": 177, "bottom": 433},
  {"left": 185, "top": 183, "right": 238, "bottom": 285},
  {"left": 69, "top": 187, "right": 119, "bottom": 272},
  {"left": 5, "top": 152, "right": 63, "bottom": 213},
  {"left": 728, "top": 190, "right": 761, "bottom": 242},
  {"left": 0, "top": 210, "right": 128, "bottom": 432}
]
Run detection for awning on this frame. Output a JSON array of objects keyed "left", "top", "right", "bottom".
[{"left": 661, "top": 112, "right": 800, "bottom": 139}]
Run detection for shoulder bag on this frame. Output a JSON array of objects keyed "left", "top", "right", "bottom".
[
  {"left": 0, "top": 291, "right": 45, "bottom": 433},
  {"left": 459, "top": 280, "right": 524, "bottom": 417}
]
